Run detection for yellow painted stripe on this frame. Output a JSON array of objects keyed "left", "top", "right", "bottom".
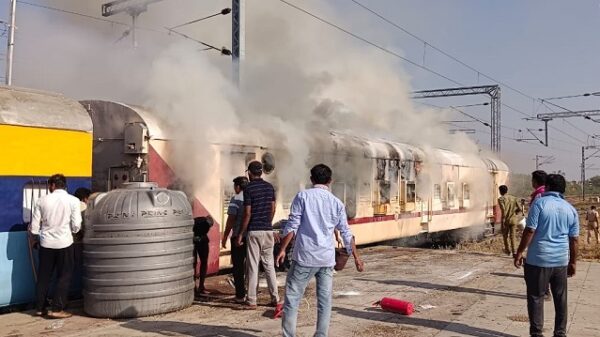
[{"left": 0, "top": 124, "right": 91, "bottom": 176}]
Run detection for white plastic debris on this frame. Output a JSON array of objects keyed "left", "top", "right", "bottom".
[
  {"left": 334, "top": 291, "right": 361, "bottom": 297},
  {"left": 227, "top": 277, "right": 235, "bottom": 289},
  {"left": 47, "top": 320, "right": 64, "bottom": 330},
  {"left": 418, "top": 304, "right": 436, "bottom": 310},
  {"left": 456, "top": 271, "right": 475, "bottom": 280}
]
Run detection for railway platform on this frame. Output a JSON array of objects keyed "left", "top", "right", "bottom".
[{"left": 1, "top": 246, "right": 598, "bottom": 337}]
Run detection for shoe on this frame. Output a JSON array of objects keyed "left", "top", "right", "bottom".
[
  {"left": 268, "top": 300, "right": 280, "bottom": 307},
  {"left": 234, "top": 297, "right": 246, "bottom": 304},
  {"left": 239, "top": 302, "right": 258, "bottom": 310},
  {"left": 195, "top": 289, "right": 210, "bottom": 296},
  {"left": 35, "top": 310, "right": 45, "bottom": 317},
  {"left": 47, "top": 311, "right": 72, "bottom": 319}
]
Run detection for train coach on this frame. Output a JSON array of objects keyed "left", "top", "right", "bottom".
[
  {"left": 0, "top": 86, "right": 508, "bottom": 308},
  {"left": 0, "top": 86, "right": 92, "bottom": 307},
  {"left": 82, "top": 99, "right": 509, "bottom": 274}
]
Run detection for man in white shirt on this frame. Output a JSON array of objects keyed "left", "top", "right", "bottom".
[{"left": 29, "top": 174, "right": 82, "bottom": 318}]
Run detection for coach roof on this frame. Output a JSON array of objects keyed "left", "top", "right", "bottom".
[{"left": 0, "top": 85, "right": 92, "bottom": 132}]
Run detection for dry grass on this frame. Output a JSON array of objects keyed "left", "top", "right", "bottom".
[
  {"left": 353, "top": 324, "right": 413, "bottom": 337},
  {"left": 507, "top": 314, "right": 529, "bottom": 322},
  {"left": 460, "top": 232, "right": 600, "bottom": 261},
  {"left": 459, "top": 198, "right": 600, "bottom": 261}
]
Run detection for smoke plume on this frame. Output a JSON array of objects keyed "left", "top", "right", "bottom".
[{"left": 12, "top": 0, "right": 490, "bottom": 211}]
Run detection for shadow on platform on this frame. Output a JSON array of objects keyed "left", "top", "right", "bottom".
[
  {"left": 333, "top": 306, "right": 518, "bottom": 337},
  {"left": 122, "top": 319, "right": 261, "bottom": 337},
  {"left": 490, "top": 272, "right": 522, "bottom": 278}
]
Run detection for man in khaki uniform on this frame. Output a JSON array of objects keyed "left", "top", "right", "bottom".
[
  {"left": 586, "top": 205, "right": 599, "bottom": 244},
  {"left": 498, "top": 185, "right": 522, "bottom": 256}
]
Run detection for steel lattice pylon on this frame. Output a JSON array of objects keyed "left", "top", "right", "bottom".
[{"left": 413, "top": 85, "right": 502, "bottom": 153}]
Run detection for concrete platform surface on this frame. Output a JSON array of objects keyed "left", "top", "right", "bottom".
[{"left": 1, "top": 246, "right": 598, "bottom": 337}]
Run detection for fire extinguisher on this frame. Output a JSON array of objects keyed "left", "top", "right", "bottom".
[{"left": 374, "top": 297, "right": 414, "bottom": 316}]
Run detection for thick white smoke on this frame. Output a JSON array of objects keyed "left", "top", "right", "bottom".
[{"left": 12, "top": 0, "right": 488, "bottom": 200}]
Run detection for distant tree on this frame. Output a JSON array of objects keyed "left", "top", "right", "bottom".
[
  {"left": 507, "top": 173, "right": 531, "bottom": 198},
  {"left": 589, "top": 176, "right": 600, "bottom": 188}
]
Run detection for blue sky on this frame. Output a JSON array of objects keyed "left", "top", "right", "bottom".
[{"left": 2, "top": 0, "right": 600, "bottom": 179}]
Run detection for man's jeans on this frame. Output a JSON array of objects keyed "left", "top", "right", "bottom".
[
  {"left": 524, "top": 263, "right": 568, "bottom": 337},
  {"left": 282, "top": 262, "right": 333, "bottom": 337}
]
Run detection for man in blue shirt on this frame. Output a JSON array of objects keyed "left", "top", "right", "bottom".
[
  {"left": 514, "top": 174, "right": 579, "bottom": 337},
  {"left": 277, "top": 164, "right": 364, "bottom": 337}
]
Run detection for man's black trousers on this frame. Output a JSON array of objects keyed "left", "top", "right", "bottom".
[
  {"left": 524, "top": 263, "right": 568, "bottom": 337},
  {"left": 36, "top": 245, "right": 74, "bottom": 312},
  {"left": 230, "top": 237, "right": 246, "bottom": 299}
]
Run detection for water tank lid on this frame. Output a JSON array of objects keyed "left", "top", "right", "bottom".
[{"left": 121, "top": 182, "right": 159, "bottom": 189}]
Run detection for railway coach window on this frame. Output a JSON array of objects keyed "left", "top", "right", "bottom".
[
  {"left": 433, "top": 184, "right": 441, "bottom": 199},
  {"left": 447, "top": 182, "right": 456, "bottom": 209},
  {"left": 332, "top": 182, "right": 357, "bottom": 218},
  {"left": 463, "top": 183, "right": 470, "bottom": 200},
  {"left": 22, "top": 183, "right": 49, "bottom": 223},
  {"left": 406, "top": 182, "right": 416, "bottom": 203}
]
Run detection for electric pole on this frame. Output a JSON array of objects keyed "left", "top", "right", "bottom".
[
  {"left": 582, "top": 147, "right": 585, "bottom": 201},
  {"left": 412, "top": 85, "right": 501, "bottom": 153},
  {"left": 581, "top": 145, "right": 600, "bottom": 201},
  {"left": 5, "top": 0, "right": 16, "bottom": 85},
  {"left": 232, "top": 0, "right": 245, "bottom": 87}
]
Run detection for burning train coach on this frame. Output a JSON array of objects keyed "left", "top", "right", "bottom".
[{"left": 0, "top": 86, "right": 508, "bottom": 308}]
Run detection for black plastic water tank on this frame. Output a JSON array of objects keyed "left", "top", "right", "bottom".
[{"left": 83, "top": 182, "right": 194, "bottom": 318}]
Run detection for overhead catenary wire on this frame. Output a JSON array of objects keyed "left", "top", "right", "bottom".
[
  {"left": 17, "top": 0, "right": 224, "bottom": 51},
  {"left": 421, "top": 102, "right": 518, "bottom": 133},
  {"left": 542, "top": 92, "right": 600, "bottom": 100},
  {"left": 418, "top": 102, "right": 579, "bottom": 149},
  {"left": 18, "top": 1, "right": 132, "bottom": 27},
  {"left": 277, "top": 0, "right": 462, "bottom": 86},
  {"left": 348, "top": 0, "right": 537, "bottom": 102},
  {"left": 14, "top": 0, "right": 591, "bottom": 155},
  {"left": 278, "top": 0, "right": 585, "bottom": 152},
  {"left": 504, "top": 102, "right": 585, "bottom": 145},
  {"left": 348, "top": 0, "right": 597, "bottom": 152},
  {"left": 540, "top": 100, "right": 594, "bottom": 143},
  {"left": 166, "top": 28, "right": 230, "bottom": 54}
]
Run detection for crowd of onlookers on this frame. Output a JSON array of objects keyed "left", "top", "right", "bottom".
[
  {"left": 28, "top": 165, "right": 587, "bottom": 337},
  {"left": 29, "top": 162, "right": 363, "bottom": 337}
]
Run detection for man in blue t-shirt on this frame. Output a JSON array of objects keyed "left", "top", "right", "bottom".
[{"left": 514, "top": 174, "right": 579, "bottom": 337}]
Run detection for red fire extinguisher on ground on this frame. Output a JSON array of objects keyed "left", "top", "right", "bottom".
[{"left": 374, "top": 297, "right": 414, "bottom": 316}]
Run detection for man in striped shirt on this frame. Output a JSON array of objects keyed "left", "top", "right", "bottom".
[{"left": 236, "top": 161, "right": 279, "bottom": 308}]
